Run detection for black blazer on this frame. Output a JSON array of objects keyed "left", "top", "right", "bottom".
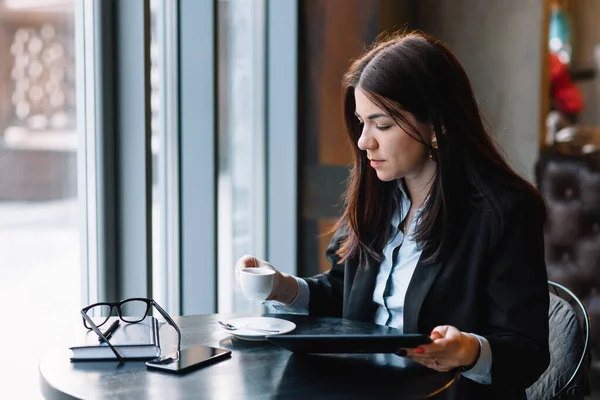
[{"left": 304, "top": 188, "right": 550, "bottom": 400}]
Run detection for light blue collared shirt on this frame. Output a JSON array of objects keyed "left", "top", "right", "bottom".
[{"left": 265, "top": 180, "right": 492, "bottom": 384}]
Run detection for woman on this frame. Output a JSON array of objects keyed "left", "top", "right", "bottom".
[{"left": 235, "top": 31, "right": 549, "bottom": 399}]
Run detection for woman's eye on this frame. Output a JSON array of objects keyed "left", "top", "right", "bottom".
[{"left": 377, "top": 125, "right": 391, "bottom": 131}]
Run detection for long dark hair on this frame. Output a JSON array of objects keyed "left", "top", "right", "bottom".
[{"left": 334, "top": 31, "right": 544, "bottom": 266}]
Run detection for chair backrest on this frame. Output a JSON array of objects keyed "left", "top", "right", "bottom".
[{"left": 526, "top": 280, "right": 591, "bottom": 400}]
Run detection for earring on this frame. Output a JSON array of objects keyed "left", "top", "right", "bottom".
[{"left": 428, "top": 136, "right": 438, "bottom": 162}]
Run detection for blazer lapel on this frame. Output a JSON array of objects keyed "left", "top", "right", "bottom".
[
  {"left": 344, "top": 260, "right": 379, "bottom": 321},
  {"left": 403, "top": 255, "right": 446, "bottom": 333}
]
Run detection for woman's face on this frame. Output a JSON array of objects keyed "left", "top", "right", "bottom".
[{"left": 355, "top": 89, "right": 433, "bottom": 182}]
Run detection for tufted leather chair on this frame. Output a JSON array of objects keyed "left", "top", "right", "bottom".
[{"left": 535, "top": 128, "right": 600, "bottom": 370}]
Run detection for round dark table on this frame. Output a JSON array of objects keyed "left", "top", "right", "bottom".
[{"left": 40, "top": 314, "right": 457, "bottom": 399}]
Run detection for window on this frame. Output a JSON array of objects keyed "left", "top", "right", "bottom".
[
  {"left": 150, "top": 0, "right": 180, "bottom": 316},
  {"left": 0, "top": 1, "right": 81, "bottom": 398},
  {"left": 217, "top": 0, "right": 267, "bottom": 313}
]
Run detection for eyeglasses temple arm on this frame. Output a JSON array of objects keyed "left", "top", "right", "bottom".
[
  {"left": 80, "top": 310, "right": 125, "bottom": 363},
  {"left": 152, "top": 301, "right": 182, "bottom": 353}
]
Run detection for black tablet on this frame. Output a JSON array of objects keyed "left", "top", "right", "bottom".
[{"left": 265, "top": 333, "right": 431, "bottom": 354}]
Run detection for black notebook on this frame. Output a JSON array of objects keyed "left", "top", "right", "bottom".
[{"left": 69, "top": 316, "right": 161, "bottom": 361}]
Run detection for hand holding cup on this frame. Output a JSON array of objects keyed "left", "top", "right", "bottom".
[{"left": 234, "top": 255, "right": 298, "bottom": 304}]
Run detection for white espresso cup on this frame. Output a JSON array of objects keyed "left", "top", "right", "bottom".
[{"left": 240, "top": 267, "right": 275, "bottom": 301}]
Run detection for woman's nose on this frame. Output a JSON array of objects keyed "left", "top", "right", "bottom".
[{"left": 357, "top": 127, "right": 377, "bottom": 151}]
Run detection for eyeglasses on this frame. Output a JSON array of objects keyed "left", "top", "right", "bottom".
[{"left": 81, "top": 298, "right": 181, "bottom": 363}]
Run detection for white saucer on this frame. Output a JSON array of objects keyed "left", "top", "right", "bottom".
[{"left": 218, "top": 317, "right": 296, "bottom": 341}]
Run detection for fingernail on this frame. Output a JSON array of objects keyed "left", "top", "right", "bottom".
[
  {"left": 397, "top": 349, "right": 407, "bottom": 357},
  {"left": 415, "top": 347, "right": 425, "bottom": 354}
]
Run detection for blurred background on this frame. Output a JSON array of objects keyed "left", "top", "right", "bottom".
[{"left": 0, "top": 0, "right": 599, "bottom": 398}]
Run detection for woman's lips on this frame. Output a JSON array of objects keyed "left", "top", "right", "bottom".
[{"left": 370, "top": 160, "right": 384, "bottom": 168}]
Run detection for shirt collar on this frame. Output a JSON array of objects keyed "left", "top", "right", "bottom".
[
  {"left": 396, "top": 179, "right": 409, "bottom": 203},
  {"left": 397, "top": 178, "right": 431, "bottom": 214}
]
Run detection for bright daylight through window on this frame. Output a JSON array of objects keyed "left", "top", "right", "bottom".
[{"left": 0, "top": 1, "right": 79, "bottom": 399}]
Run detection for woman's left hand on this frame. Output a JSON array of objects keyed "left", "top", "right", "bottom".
[{"left": 398, "top": 325, "right": 480, "bottom": 372}]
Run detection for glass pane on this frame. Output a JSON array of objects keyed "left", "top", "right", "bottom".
[
  {"left": 0, "top": 1, "right": 80, "bottom": 398},
  {"left": 150, "top": 0, "right": 180, "bottom": 317},
  {"left": 217, "top": 0, "right": 267, "bottom": 313}
]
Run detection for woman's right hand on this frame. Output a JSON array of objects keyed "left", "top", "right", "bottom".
[{"left": 234, "top": 255, "right": 299, "bottom": 305}]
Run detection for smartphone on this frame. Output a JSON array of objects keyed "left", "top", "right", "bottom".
[{"left": 146, "top": 345, "right": 231, "bottom": 374}]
